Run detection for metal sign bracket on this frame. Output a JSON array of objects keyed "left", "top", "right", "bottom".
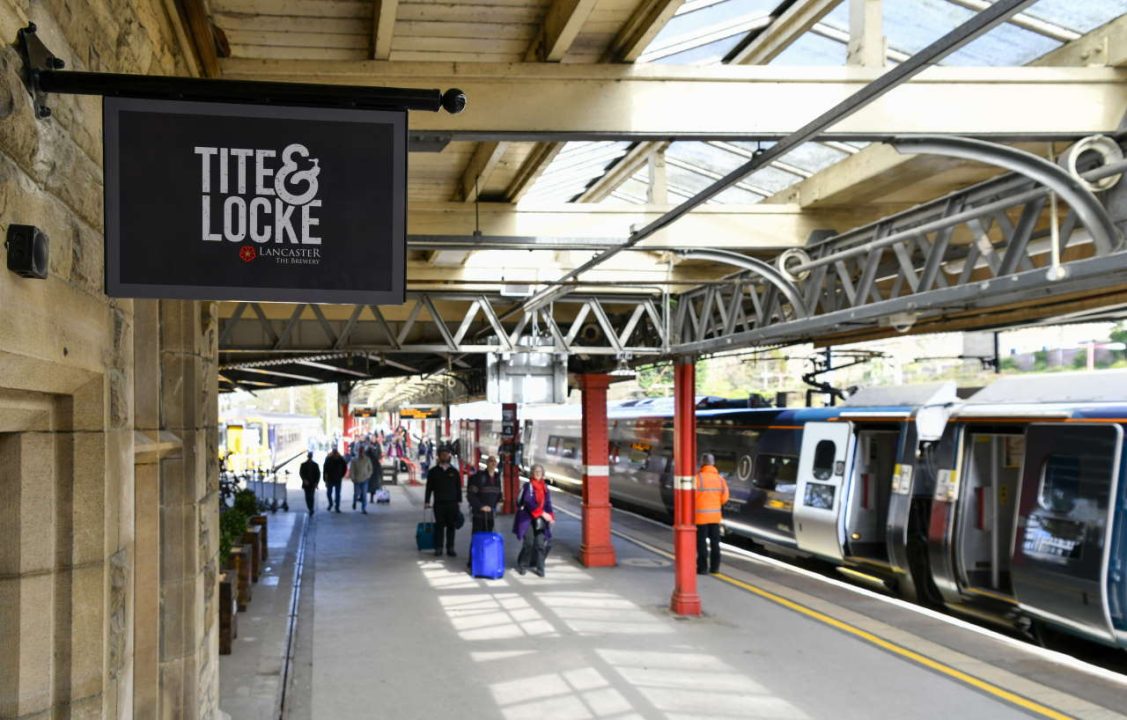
[{"left": 15, "top": 22, "right": 466, "bottom": 119}]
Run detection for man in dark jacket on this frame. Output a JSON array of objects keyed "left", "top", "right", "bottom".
[
  {"left": 322, "top": 447, "right": 347, "bottom": 513},
  {"left": 465, "top": 455, "right": 503, "bottom": 568},
  {"left": 424, "top": 445, "right": 462, "bottom": 557},
  {"left": 299, "top": 451, "right": 321, "bottom": 515}
]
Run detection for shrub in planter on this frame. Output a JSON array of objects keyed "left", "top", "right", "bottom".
[
  {"left": 219, "top": 508, "right": 248, "bottom": 567},
  {"left": 234, "top": 489, "right": 259, "bottom": 517}
]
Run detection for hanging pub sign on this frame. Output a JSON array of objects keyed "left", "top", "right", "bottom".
[{"left": 103, "top": 97, "right": 406, "bottom": 304}]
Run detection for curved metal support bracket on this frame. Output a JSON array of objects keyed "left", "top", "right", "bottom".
[
  {"left": 675, "top": 249, "right": 809, "bottom": 318},
  {"left": 890, "top": 135, "right": 1123, "bottom": 254}
]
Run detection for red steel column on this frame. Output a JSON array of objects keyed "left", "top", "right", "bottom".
[
  {"left": 579, "top": 374, "right": 617, "bottom": 567},
  {"left": 342, "top": 403, "right": 354, "bottom": 454},
  {"left": 671, "top": 358, "right": 701, "bottom": 616}
]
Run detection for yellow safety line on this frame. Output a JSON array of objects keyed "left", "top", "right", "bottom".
[
  {"left": 558, "top": 505, "right": 1075, "bottom": 720},
  {"left": 710, "top": 573, "right": 1072, "bottom": 720}
]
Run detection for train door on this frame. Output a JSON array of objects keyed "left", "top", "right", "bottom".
[
  {"left": 1012, "top": 423, "right": 1121, "bottom": 642},
  {"left": 844, "top": 428, "right": 899, "bottom": 564},
  {"left": 794, "top": 422, "right": 854, "bottom": 562},
  {"left": 954, "top": 429, "right": 1023, "bottom": 599}
]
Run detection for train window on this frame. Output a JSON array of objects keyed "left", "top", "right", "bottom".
[
  {"left": 812, "top": 440, "right": 836, "bottom": 480},
  {"left": 753, "top": 454, "right": 798, "bottom": 490},
  {"left": 711, "top": 453, "right": 738, "bottom": 481},
  {"left": 546, "top": 436, "right": 560, "bottom": 455},
  {"left": 560, "top": 438, "right": 579, "bottom": 459},
  {"left": 628, "top": 443, "right": 652, "bottom": 468}
]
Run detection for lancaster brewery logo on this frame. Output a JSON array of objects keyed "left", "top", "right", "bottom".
[{"left": 194, "top": 143, "right": 324, "bottom": 265}]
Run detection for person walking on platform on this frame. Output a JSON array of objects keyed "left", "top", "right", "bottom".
[
  {"left": 425, "top": 445, "right": 462, "bottom": 557},
  {"left": 323, "top": 447, "right": 347, "bottom": 513},
  {"left": 465, "top": 456, "right": 503, "bottom": 569},
  {"left": 299, "top": 451, "right": 320, "bottom": 515},
  {"left": 366, "top": 443, "right": 383, "bottom": 503},
  {"left": 514, "top": 464, "right": 554, "bottom": 577},
  {"left": 695, "top": 453, "right": 730, "bottom": 575},
  {"left": 350, "top": 447, "right": 373, "bottom": 515}
]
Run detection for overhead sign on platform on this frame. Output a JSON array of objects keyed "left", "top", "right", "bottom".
[
  {"left": 399, "top": 406, "right": 442, "bottom": 419},
  {"left": 103, "top": 97, "right": 406, "bottom": 304}
]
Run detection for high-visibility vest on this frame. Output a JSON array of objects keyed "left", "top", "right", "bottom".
[{"left": 694, "top": 465, "right": 730, "bottom": 525}]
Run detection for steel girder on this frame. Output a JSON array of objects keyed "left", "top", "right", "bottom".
[
  {"left": 670, "top": 152, "right": 1127, "bottom": 355},
  {"left": 218, "top": 293, "right": 668, "bottom": 356}
]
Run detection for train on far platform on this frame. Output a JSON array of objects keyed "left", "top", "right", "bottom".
[
  {"left": 220, "top": 412, "right": 322, "bottom": 473},
  {"left": 454, "top": 370, "right": 1127, "bottom": 652}
]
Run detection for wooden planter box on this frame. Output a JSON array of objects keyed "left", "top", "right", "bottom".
[
  {"left": 219, "top": 572, "right": 237, "bottom": 655},
  {"left": 249, "top": 515, "right": 268, "bottom": 561},
  {"left": 229, "top": 546, "right": 252, "bottom": 610},
  {"left": 242, "top": 526, "right": 263, "bottom": 583}
]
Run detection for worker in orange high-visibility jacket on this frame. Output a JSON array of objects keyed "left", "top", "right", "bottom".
[{"left": 695, "top": 453, "right": 731, "bottom": 575}]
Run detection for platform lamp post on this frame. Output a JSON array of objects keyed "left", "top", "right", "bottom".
[{"left": 671, "top": 357, "right": 702, "bottom": 616}]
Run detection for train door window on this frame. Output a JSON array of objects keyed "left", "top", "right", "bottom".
[
  {"left": 812, "top": 440, "right": 836, "bottom": 480},
  {"left": 546, "top": 436, "right": 560, "bottom": 456},
  {"left": 1038, "top": 454, "right": 1081, "bottom": 515},
  {"left": 1013, "top": 423, "right": 1120, "bottom": 638},
  {"left": 956, "top": 430, "right": 1023, "bottom": 595}
]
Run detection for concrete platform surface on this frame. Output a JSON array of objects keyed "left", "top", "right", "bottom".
[{"left": 269, "top": 482, "right": 1108, "bottom": 720}]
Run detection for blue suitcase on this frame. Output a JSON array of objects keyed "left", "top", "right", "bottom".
[
  {"left": 471, "top": 532, "right": 505, "bottom": 579},
  {"left": 416, "top": 511, "right": 435, "bottom": 551}
]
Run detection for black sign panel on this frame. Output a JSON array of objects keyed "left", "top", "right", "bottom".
[{"left": 104, "top": 97, "right": 406, "bottom": 303}]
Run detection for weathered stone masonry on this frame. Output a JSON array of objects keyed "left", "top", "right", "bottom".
[{"left": 0, "top": 2, "right": 218, "bottom": 718}]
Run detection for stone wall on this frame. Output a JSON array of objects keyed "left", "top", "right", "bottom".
[{"left": 0, "top": 1, "right": 216, "bottom": 718}]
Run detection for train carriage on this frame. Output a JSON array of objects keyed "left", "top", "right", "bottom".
[
  {"left": 921, "top": 371, "right": 1127, "bottom": 646},
  {"left": 454, "top": 370, "right": 1127, "bottom": 651}
]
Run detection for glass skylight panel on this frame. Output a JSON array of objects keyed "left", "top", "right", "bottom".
[
  {"left": 745, "top": 166, "right": 804, "bottom": 194},
  {"left": 876, "top": 0, "right": 967, "bottom": 56},
  {"left": 1024, "top": 0, "right": 1127, "bottom": 34},
  {"left": 944, "top": 22, "right": 1061, "bottom": 65},
  {"left": 522, "top": 141, "right": 630, "bottom": 204},
  {"left": 666, "top": 162, "right": 730, "bottom": 194},
  {"left": 777, "top": 143, "right": 850, "bottom": 174},
  {"left": 768, "top": 31, "right": 847, "bottom": 65},
  {"left": 714, "top": 185, "right": 766, "bottom": 204},
  {"left": 667, "top": 141, "right": 749, "bottom": 174},
  {"left": 646, "top": 0, "right": 782, "bottom": 51},
  {"left": 651, "top": 35, "right": 747, "bottom": 65}
]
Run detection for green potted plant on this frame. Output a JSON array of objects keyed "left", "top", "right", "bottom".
[
  {"left": 221, "top": 508, "right": 252, "bottom": 609},
  {"left": 236, "top": 490, "right": 270, "bottom": 563}
]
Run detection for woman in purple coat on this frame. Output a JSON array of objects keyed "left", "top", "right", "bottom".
[{"left": 513, "top": 464, "right": 554, "bottom": 577}]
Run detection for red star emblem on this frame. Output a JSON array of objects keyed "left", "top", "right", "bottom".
[{"left": 239, "top": 246, "right": 256, "bottom": 263}]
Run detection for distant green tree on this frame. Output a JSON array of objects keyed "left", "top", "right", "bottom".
[
  {"left": 636, "top": 362, "right": 673, "bottom": 397},
  {"left": 1033, "top": 350, "right": 1049, "bottom": 371},
  {"left": 1110, "top": 323, "right": 1127, "bottom": 363}
]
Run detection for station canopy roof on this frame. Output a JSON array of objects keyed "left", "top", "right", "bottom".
[{"left": 209, "top": 0, "right": 1127, "bottom": 404}]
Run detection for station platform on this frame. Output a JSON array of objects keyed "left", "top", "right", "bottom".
[{"left": 226, "top": 483, "right": 1127, "bottom": 720}]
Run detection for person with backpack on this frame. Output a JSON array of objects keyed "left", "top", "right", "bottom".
[
  {"left": 465, "top": 455, "right": 503, "bottom": 570},
  {"left": 350, "top": 446, "right": 373, "bottom": 515},
  {"left": 299, "top": 451, "right": 320, "bottom": 515},
  {"left": 322, "top": 447, "right": 347, "bottom": 513},
  {"left": 513, "top": 464, "right": 554, "bottom": 577}
]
